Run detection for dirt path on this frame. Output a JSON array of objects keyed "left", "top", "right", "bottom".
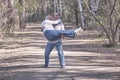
[{"left": 0, "top": 24, "right": 120, "bottom": 80}]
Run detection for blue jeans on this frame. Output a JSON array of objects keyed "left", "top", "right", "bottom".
[
  {"left": 44, "top": 41, "right": 65, "bottom": 67},
  {"left": 44, "top": 30, "right": 75, "bottom": 41}
]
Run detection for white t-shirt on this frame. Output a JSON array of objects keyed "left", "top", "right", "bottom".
[
  {"left": 54, "top": 19, "right": 65, "bottom": 30},
  {"left": 41, "top": 19, "right": 61, "bottom": 32}
]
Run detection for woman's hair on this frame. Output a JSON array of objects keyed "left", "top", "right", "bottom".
[{"left": 45, "top": 15, "right": 52, "bottom": 20}]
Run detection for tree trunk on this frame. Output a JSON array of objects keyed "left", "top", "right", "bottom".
[
  {"left": 59, "top": 0, "right": 62, "bottom": 16},
  {"left": 56, "top": 0, "right": 60, "bottom": 13},
  {"left": 77, "top": 0, "right": 85, "bottom": 29},
  {"left": 54, "top": 0, "right": 57, "bottom": 14},
  {"left": 83, "top": 0, "right": 119, "bottom": 46},
  {"left": 2, "top": 0, "right": 14, "bottom": 36},
  {"left": 73, "top": 0, "right": 79, "bottom": 27},
  {"left": 19, "top": 0, "right": 26, "bottom": 29},
  {"left": 44, "top": 0, "right": 48, "bottom": 15},
  {"left": 61, "top": 0, "right": 66, "bottom": 20},
  {"left": 54, "top": 0, "right": 62, "bottom": 16},
  {"left": 117, "top": 27, "right": 120, "bottom": 42},
  {"left": 91, "top": 0, "right": 100, "bottom": 15}
]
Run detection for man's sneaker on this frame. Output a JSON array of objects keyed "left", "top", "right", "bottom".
[
  {"left": 43, "top": 65, "right": 48, "bottom": 68},
  {"left": 60, "top": 65, "right": 65, "bottom": 69}
]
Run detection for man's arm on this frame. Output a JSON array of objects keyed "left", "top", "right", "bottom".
[
  {"left": 59, "top": 20, "right": 65, "bottom": 38},
  {"left": 52, "top": 22, "right": 61, "bottom": 28},
  {"left": 45, "top": 20, "right": 61, "bottom": 24},
  {"left": 60, "top": 22, "right": 65, "bottom": 30}
]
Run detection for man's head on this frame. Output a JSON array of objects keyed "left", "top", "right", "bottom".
[
  {"left": 54, "top": 13, "right": 60, "bottom": 20},
  {"left": 45, "top": 15, "right": 52, "bottom": 20}
]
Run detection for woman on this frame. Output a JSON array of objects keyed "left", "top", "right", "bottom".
[{"left": 41, "top": 15, "right": 82, "bottom": 41}]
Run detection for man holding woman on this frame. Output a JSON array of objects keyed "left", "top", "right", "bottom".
[{"left": 41, "top": 13, "right": 82, "bottom": 68}]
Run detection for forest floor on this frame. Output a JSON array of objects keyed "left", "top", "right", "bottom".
[{"left": 0, "top": 23, "right": 120, "bottom": 80}]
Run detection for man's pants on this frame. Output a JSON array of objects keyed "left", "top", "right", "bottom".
[
  {"left": 44, "top": 41, "right": 65, "bottom": 67},
  {"left": 44, "top": 30, "right": 75, "bottom": 41}
]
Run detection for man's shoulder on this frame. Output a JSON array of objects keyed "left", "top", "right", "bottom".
[
  {"left": 55, "top": 19, "right": 63, "bottom": 23},
  {"left": 56, "top": 19, "right": 62, "bottom": 21}
]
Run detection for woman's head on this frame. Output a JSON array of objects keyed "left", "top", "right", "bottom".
[{"left": 45, "top": 15, "right": 52, "bottom": 20}]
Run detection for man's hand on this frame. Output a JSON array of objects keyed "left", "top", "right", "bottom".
[{"left": 61, "top": 35, "right": 64, "bottom": 38}]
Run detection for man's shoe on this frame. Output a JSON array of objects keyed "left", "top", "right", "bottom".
[
  {"left": 43, "top": 65, "right": 48, "bottom": 68},
  {"left": 60, "top": 65, "right": 65, "bottom": 69}
]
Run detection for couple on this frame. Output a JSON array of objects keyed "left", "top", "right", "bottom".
[{"left": 41, "top": 13, "right": 83, "bottom": 68}]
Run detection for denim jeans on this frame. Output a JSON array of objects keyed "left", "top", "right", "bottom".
[
  {"left": 44, "top": 41, "right": 65, "bottom": 67},
  {"left": 44, "top": 30, "right": 75, "bottom": 41}
]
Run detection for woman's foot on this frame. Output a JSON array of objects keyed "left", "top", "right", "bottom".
[{"left": 74, "top": 27, "right": 83, "bottom": 35}]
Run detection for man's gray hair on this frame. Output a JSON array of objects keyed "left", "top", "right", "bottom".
[{"left": 45, "top": 15, "right": 52, "bottom": 20}]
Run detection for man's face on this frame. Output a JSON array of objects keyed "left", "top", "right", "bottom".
[{"left": 54, "top": 13, "right": 60, "bottom": 19}]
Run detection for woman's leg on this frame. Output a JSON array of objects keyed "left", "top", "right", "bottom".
[
  {"left": 44, "top": 30, "right": 76, "bottom": 41},
  {"left": 59, "top": 30, "right": 75, "bottom": 38},
  {"left": 44, "top": 30, "right": 61, "bottom": 41}
]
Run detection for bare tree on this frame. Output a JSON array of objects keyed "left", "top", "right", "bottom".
[
  {"left": 77, "top": 0, "right": 85, "bottom": 28},
  {"left": 83, "top": 0, "right": 120, "bottom": 46},
  {"left": 59, "top": 0, "right": 62, "bottom": 16},
  {"left": 54, "top": 0, "right": 57, "bottom": 14},
  {"left": 43, "top": 0, "right": 48, "bottom": 15},
  {"left": 0, "top": 0, "right": 15, "bottom": 37},
  {"left": 91, "top": 0, "right": 100, "bottom": 15},
  {"left": 53, "top": 0, "right": 63, "bottom": 16},
  {"left": 19, "top": 0, "right": 26, "bottom": 29},
  {"left": 54, "top": 0, "right": 59, "bottom": 14},
  {"left": 72, "top": 0, "right": 79, "bottom": 27}
]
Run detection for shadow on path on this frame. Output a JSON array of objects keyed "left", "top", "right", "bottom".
[{"left": 0, "top": 24, "right": 120, "bottom": 80}]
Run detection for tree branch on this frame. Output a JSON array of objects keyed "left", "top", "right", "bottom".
[
  {"left": 109, "top": 0, "right": 117, "bottom": 42},
  {"left": 114, "top": 18, "right": 120, "bottom": 36},
  {"left": 109, "top": 0, "right": 117, "bottom": 16},
  {"left": 83, "top": 0, "right": 112, "bottom": 43}
]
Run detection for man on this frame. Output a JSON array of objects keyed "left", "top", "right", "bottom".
[
  {"left": 41, "top": 14, "right": 65, "bottom": 68},
  {"left": 52, "top": 13, "right": 65, "bottom": 68},
  {"left": 41, "top": 14, "right": 83, "bottom": 68}
]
